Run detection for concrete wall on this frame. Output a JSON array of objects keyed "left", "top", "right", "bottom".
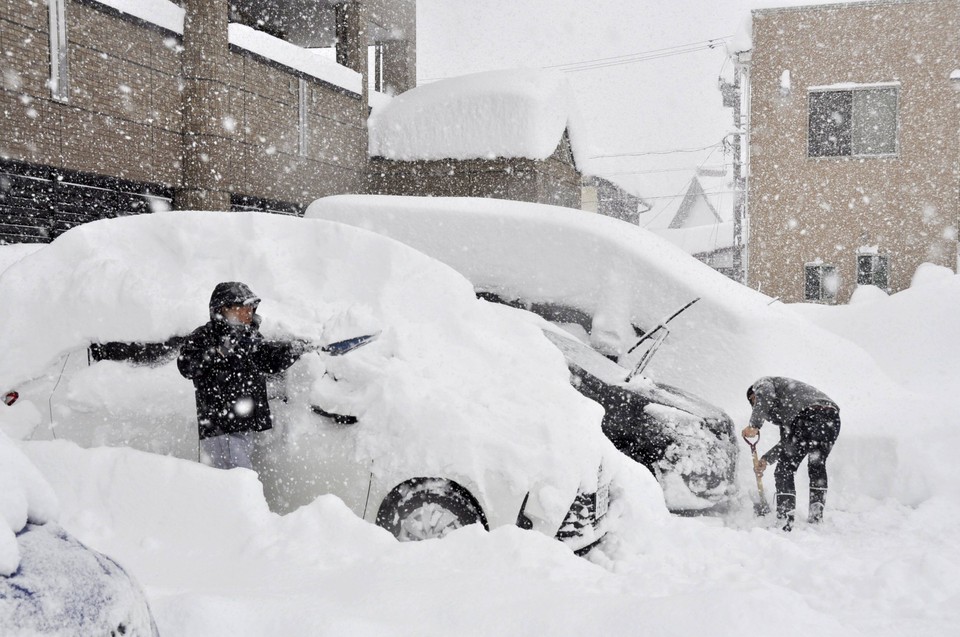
[{"left": 748, "top": 0, "right": 960, "bottom": 303}]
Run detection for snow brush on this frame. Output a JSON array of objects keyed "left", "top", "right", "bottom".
[{"left": 743, "top": 432, "right": 772, "bottom": 516}]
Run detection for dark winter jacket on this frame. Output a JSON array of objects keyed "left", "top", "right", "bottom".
[
  {"left": 177, "top": 283, "right": 303, "bottom": 440},
  {"left": 748, "top": 376, "right": 839, "bottom": 464}
]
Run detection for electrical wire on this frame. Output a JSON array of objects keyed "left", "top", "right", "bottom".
[
  {"left": 550, "top": 39, "right": 730, "bottom": 73},
  {"left": 417, "top": 35, "right": 732, "bottom": 83}
]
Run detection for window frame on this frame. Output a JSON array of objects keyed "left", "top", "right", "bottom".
[
  {"left": 807, "top": 84, "right": 900, "bottom": 159},
  {"left": 804, "top": 263, "right": 838, "bottom": 303},
  {"left": 856, "top": 253, "right": 889, "bottom": 290},
  {"left": 48, "top": 0, "right": 70, "bottom": 102}
]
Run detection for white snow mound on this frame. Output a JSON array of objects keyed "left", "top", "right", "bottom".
[
  {"left": 0, "top": 430, "right": 58, "bottom": 576},
  {"left": 368, "top": 69, "right": 591, "bottom": 165}
]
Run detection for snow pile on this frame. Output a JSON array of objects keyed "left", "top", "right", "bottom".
[
  {"left": 368, "top": 69, "right": 591, "bottom": 164},
  {"left": 228, "top": 24, "right": 362, "bottom": 94},
  {"left": 790, "top": 267, "right": 960, "bottom": 400},
  {"left": 0, "top": 211, "right": 612, "bottom": 522},
  {"left": 0, "top": 430, "right": 58, "bottom": 576},
  {"left": 0, "top": 243, "right": 43, "bottom": 275}
]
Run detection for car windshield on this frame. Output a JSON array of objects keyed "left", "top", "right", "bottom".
[{"left": 541, "top": 329, "right": 630, "bottom": 384}]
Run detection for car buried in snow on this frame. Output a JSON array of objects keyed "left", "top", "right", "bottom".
[
  {"left": 0, "top": 211, "right": 622, "bottom": 554},
  {"left": 305, "top": 195, "right": 740, "bottom": 512}
]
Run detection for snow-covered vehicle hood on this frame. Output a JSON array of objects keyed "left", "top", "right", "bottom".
[{"left": 0, "top": 212, "right": 618, "bottom": 536}]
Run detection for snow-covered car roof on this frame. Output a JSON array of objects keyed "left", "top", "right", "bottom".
[
  {"left": 0, "top": 212, "right": 609, "bottom": 522},
  {"left": 368, "top": 69, "right": 592, "bottom": 165}
]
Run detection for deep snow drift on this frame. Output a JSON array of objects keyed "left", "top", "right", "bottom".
[{"left": 1, "top": 209, "right": 958, "bottom": 636}]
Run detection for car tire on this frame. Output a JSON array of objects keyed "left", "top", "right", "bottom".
[{"left": 376, "top": 478, "right": 486, "bottom": 542}]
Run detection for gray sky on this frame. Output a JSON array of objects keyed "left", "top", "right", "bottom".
[{"left": 416, "top": 0, "right": 859, "bottom": 221}]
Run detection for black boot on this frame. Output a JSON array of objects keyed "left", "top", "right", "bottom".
[
  {"left": 776, "top": 493, "right": 796, "bottom": 532},
  {"left": 809, "top": 488, "right": 827, "bottom": 524}
]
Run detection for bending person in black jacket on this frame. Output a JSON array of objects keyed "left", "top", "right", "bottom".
[
  {"left": 742, "top": 376, "right": 841, "bottom": 531},
  {"left": 178, "top": 282, "right": 306, "bottom": 470}
]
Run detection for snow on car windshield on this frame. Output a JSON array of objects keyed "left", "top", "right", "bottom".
[{"left": 0, "top": 211, "right": 608, "bottom": 521}]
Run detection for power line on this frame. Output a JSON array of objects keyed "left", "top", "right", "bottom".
[
  {"left": 589, "top": 140, "right": 724, "bottom": 160},
  {"left": 418, "top": 35, "right": 732, "bottom": 83},
  {"left": 550, "top": 38, "right": 731, "bottom": 73},
  {"left": 599, "top": 163, "right": 729, "bottom": 176},
  {"left": 544, "top": 37, "right": 728, "bottom": 69},
  {"left": 640, "top": 189, "right": 736, "bottom": 202},
  {"left": 641, "top": 143, "right": 722, "bottom": 227}
]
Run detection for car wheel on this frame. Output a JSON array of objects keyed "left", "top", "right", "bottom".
[{"left": 376, "top": 478, "right": 486, "bottom": 542}]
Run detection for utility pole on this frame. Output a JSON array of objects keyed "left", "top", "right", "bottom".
[{"left": 720, "top": 51, "right": 751, "bottom": 284}]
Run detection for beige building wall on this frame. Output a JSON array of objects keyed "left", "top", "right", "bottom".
[
  {"left": 369, "top": 141, "right": 583, "bottom": 210},
  {"left": 748, "top": 0, "right": 960, "bottom": 303},
  {"left": 0, "top": 0, "right": 416, "bottom": 219}
]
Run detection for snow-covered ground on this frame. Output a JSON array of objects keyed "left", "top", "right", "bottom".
[{"left": 2, "top": 210, "right": 958, "bottom": 635}]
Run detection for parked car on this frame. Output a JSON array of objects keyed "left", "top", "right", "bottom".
[
  {"left": 1, "top": 523, "right": 160, "bottom": 636},
  {"left": 305, "top": 195, "right": 739, "bottom": 512},
  {"left": 0, "top": 211, "right": 620, "bottom": 554},
  {"left": 1, "top": 430, "right": 158, "bottom": 636},
  {"left": 541, "top": 323, "right": 737, "bottom": 511}
]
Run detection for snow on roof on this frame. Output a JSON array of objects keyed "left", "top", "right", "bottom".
[
  {"left": 95, "top": 0, "right": 185, "bottom": 34},
  {"left": 652, "top": 221, "right": 735, "bottom": 256},
  {"left": 368, "top": 69, "right": 592, "bottom": 165},
  {"left": 809, "top": 81, "right": 901, "bottom": 91},
  {"left": 228, "top": 24, "right": 362, "bottom": 94},
  {"left": 90, "top": 3, "right": 361, "bottom": 93},
  {"left": 637, "top": 166, "right": 735, "bottom": 233}
]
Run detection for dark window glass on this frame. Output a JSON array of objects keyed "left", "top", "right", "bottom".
[
  {"left": 805, "top": 265, "right": 822, "bottom": 300},
  {"left": 852, "top": 89, "right": 898, "bottom": 155},
  {"left": 857, "top": 254, "right": 873, "bottom": 285},
  {"left": 809, "top": 91, "right": 852, "bottom": 157},
  {"left": 874, "top": 255, "right": 889, "bottom": 290},
  {"left": 856, "top": 254, "right": 890, "bottom": 289}
]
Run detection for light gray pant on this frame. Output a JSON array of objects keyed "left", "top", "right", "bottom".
[{"left": 199, "top": 431, "right": 258, "bottom": 470}]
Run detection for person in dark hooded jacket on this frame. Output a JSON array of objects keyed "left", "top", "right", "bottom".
[
  {"left": 177, "top": 282, "right": 306, "bottom": 470},
  {"left": 742, "top": 376, "right": 840, "bottom": 531}
]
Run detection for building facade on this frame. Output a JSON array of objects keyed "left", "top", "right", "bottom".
[
  {"left": 370, "top": 132, "right": 582, "bottom": 209},
  {"left": 0, "top": 0, "right": 415, "bottom": 243},
  {"left": 747, "top": 0, "right": 959, "bottom": 303},
  {"left": 581, "top": 175, "right": 646, "bottom": 224}
]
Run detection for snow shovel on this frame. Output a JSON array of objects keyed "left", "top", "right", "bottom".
[
  {"left": 320, "top": 332, "right": 380, "bottom": 356},
  {"left": 743, "top": 432, "right": 772, "bottom": 516}
]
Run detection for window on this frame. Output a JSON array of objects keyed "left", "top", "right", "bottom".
[
  {"left": 298, "top": 78, "right": 308, "bottom": 157},
  {"left": 808, "top": 87, "right": 898, "bottom": 157},
  {"left": 804, "top": 263, "right": 837, "bottom": 303},
  {"left": 48, "top": 0, "right": 69, "bottom": 101},
  {"left": 857, "top": 253, "right": 889, "bottom": 290},
  {"left": 368, "top": 43, "right": 385, "bottom": 93}
]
